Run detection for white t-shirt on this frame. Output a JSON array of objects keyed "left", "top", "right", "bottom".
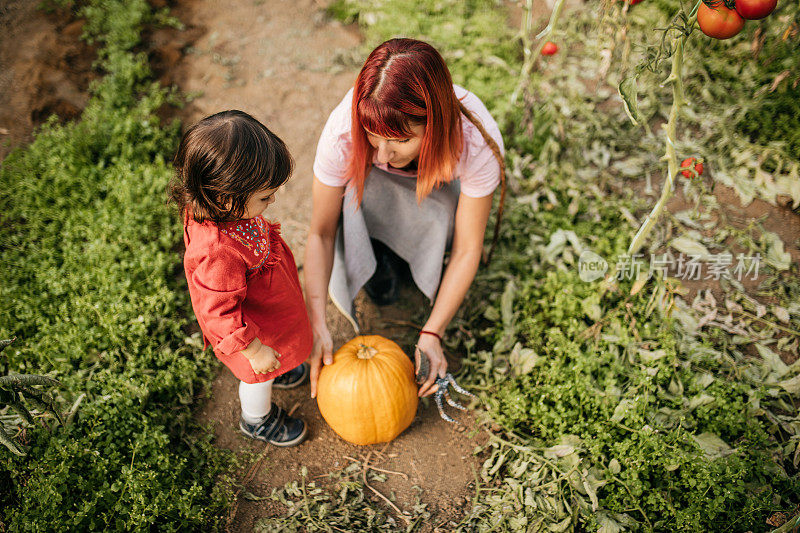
[{"left": 313, "top": 84, "right": 504, "bottom": 198}]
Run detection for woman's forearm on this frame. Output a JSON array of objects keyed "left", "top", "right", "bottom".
[
  {"left": 422, "top": 248, "right": 482, "bottom": 335},
  {"left": 304, "top": 232, "right": 335, "bottom": 326}
]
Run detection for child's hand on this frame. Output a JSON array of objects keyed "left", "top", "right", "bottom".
[{"left": 241, "top": 338, "right": 281, "bottom": 374}]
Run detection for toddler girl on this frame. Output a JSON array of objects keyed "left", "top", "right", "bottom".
[{"left": 170, "top": 110, "right": 312, "bottom": 447}]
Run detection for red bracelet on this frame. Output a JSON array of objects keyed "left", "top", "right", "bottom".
[{"left": 420, "top": 330, "right": 443, "bottom": 342}]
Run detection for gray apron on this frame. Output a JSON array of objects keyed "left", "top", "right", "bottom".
[{"left": 329, "top": 165, "right": 461, "bottom": 333}]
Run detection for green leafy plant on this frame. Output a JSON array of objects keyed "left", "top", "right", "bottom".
[{"left": 0, "top": 339, "right": 63, "bottom": 456}]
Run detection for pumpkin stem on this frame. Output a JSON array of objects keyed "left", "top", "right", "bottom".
[{"left": 356, "top": 343, "right": 379, "bottom": 360}]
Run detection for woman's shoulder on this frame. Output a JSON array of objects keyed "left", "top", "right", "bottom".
[
  {"left": 452, "top": 85, "right": 505, "bottom": 197},
  {"left": 454, "top": 84, "right": 505, "bottom": 155},
  {"left": 314, "top": 87, "right": 356, "bottom": 184}
]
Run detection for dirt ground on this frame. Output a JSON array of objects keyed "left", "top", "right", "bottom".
[
  {"left": 2, "top": 0, "right": 798, "bottom": 530},
  {"left": 0, "top": 0, "right": 97, "bottom": 161}
]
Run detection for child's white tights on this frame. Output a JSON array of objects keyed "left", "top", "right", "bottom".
[{"left": 239, "top": 379, "right": 273, "bottom": 424}]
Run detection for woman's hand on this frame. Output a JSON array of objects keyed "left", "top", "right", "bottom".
[
  {"left": 308, "top": 322, "right": 333, "bottom": 399},
  {"left": 241, "top": 338, "right": 282, "bottom": 374},
  {"left": 415, "top": 333, "right": 447, "bottom": 397}
]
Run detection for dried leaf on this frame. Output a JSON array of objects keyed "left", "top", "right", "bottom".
[
  {"left": 509, "top": 515, "right": 528, "bottom": 530},
  {"left": 697, "top": 308, "right": 717, "bottom": 328},
  {"left": 778, "top": 375, "right": 800, "bottom": 395},
  {"left": 611, "top": 399, "right": 637, "bottom": 423},
  {"left": 669, "top": 236, "right": 711, "bottom": 261},
  {"left": 769, "top": 70, "right": 791, "bottom": 92},
  {"left": 688, "top": 393, "right": 715, "bottom": 410},
  {"left": 581, "top": 469, "right": 603, "bottom": 511},
  {"left": 242, "top": 489, "right": 270, "bottom": 501},
  {"left": 795, "top": 440, "right": 800, "bottom": 468},
  {"left": 548, "top": 516, "right": 572, "bottom": 532},
  {"left": 760, "top": 231, "right": 792, "bottom": 271},
  {"left": 612, "top": 158, "right": 643, "bottom": 178},
  {"left": 543, "top": 229, "right": 585, "bottom": 262},
  {"left": 544, "top": 444, "right": 576, "bottom": 459},
  {"left": 582, "top": 294, "right": 603, "bottom": 321},
  {"left": 630, "top": 270, "right": 649, "bottom": 296},
  {"left": 755, "top": 343, "right": 790, "bottom": 379},
  {"left": 696, "top": 373, "right": 714, "bottom": 389},
  {"left": 488, "top": 452, "right": 507, "bottom": 476},
  {"left": 692, "top": 432, "right": 734, "bottom": 459},
  {"left": 773, "top": 305, "right": 791, "bottom": 324},
  {"left": 618, "top": 76, "right": 641, "bottom": 126},
  {"left": 597, "top": 511, "right": 625, "bottom": 533},
  {"left": 509, "top": 342, "right": 540, "bottom": 376},
  {"left": 638, "top": 348, "right": 667, "bottom": 363},
  {"left": 501, "top": 279, "right": 516, "bottom": 328}
]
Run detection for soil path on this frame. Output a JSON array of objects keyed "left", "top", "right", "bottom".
[
  {"left": 0, "top": 0, "right": 96, "bottom": 161},
  {"left": 163, "top": 0, "right": 490, "bottom": 530}
]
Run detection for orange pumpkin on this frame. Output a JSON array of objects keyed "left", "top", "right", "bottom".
[{"left": 316, "top": 335, "right": 418, "bottom": 445}]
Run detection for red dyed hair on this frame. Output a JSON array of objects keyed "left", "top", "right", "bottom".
[{"left": 346, "top": 38, "right": 463, "bottom": 204}]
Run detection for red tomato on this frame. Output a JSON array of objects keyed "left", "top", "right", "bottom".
[
  {"left": 680, "top": 157, "right": 704, "bottom": 179},
  {"left": 735, "top": 0, "right": 777, "bottom": 19},
  {"left": 541, "top": 42, "right": 558, "bottom": 56},
  {"left": 697, "top": 2, "right": 745, "bottom": 39}
]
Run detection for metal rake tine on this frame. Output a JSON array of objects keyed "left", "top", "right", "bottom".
[
  {"left": 433, "top": 390, "right": 456, "bottom": 423},
  {"left": 445, "top": 374, "right": 478, "bottom": 399},
  {"left": 443, "top": 388, "right": 467, "bottom": 411}
]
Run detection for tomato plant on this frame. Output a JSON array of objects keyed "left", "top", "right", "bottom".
[
  {"left": 541, "top": 41, "right": 558, "bottom": 55},
  {"left": 697, "top": 2, "right": 745, "bottom": 39},
  {"left": 680, "top": 157, "right": 704, "bottom": 178},
  {"left": 735, "top": 0, "right": 777, "bottom": 19}
]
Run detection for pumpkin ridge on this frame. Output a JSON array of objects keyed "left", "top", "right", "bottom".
[
  {"left": 387, "top": 356, "right": 410, "bottom": 432},
  {"left": 361, "top": 357, "right": 378, "bottom": 443},
  {"left": 371, "top": 356, "right": 398, "bottom": 436}
]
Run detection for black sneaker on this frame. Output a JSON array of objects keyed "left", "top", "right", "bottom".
[
  {"left": 239, "top": 403, "right": 308, "bottom": 447},
  {"left": 364, "top": 238, "right": 402, "bottom": 305},
  {"left": 273, "top": 362, "right": 309, "bottom": 389}
]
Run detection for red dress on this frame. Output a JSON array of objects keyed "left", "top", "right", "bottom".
[{"left": 183, "top": 213, "right": 312, "bottom": 384}]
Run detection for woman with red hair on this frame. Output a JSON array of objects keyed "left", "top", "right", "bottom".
[{"left": 304, "top": 38, "right": 504, "bottom": 399}]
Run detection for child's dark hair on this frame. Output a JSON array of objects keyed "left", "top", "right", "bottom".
[{"left": 169, "top": 110, "right": 294, "bottom": 223}]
